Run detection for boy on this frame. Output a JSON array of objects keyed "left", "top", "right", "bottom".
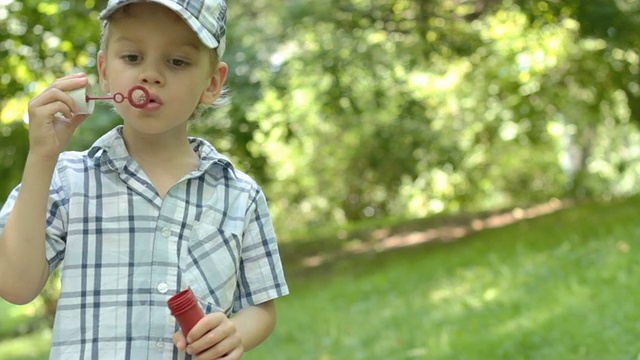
[{"left": 0, "top": 0, "right": 289, "bottom": 359}]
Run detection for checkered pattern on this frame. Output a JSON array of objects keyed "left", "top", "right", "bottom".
[
  {"left": 99, "top": 0, "right": 227, "bottom": 57},
  {"left": 0, "top": 126, "right": 288, "bottom": 359}
]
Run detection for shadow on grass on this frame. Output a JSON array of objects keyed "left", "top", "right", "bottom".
[{"left": 281, "top": 197, "right": 575, "bottom": 278}]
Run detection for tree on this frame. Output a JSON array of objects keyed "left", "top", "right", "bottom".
[{"left": 1, "top": 0, "right": 639, "bottom": 233}]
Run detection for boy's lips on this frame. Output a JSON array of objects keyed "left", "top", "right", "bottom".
[
  {"left": 141, "top": 93, "right": 163, "bottom": 111},
  {"left": 147, "top": 93, "right": 163, "bottom": 105}
]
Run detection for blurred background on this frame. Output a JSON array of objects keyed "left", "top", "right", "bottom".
[{"left": 1, "top": 0, "right": 639, "bottom": 359}]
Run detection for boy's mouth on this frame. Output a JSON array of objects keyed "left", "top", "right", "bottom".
[
  {"left": 149, "top": 94, "right": 162, "bottom": 105},
  {"left": 148, "top": 94, "right": 163, "bottom": 104},
  {"left": 142, "top": 93, "right": 163, "bottom": 110}
]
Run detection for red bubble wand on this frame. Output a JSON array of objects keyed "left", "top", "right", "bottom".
[
  {"left": 86, "top": 85, "right": 151, "bottom": 109},
  {"left": 69, "top": 84, "right": 151, "bottom": 114}
]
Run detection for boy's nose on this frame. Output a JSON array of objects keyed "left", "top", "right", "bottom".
[{"left": 138, "top": 66, "right": 164, "bottom": 86}]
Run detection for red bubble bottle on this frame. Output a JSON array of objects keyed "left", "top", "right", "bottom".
[{"left": 167, "top": 288, "right": 204, "bottom": 337}]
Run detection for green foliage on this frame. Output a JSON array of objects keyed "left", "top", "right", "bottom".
[
  {"left": 0, "top": 0, "right": 105, "bottom": 104},
  {"left": 2, "top": 0, "right": 640, "bottom": 230},
  {"left": 0, "top": 329, "right": 50, "bottom": 360},
  {"left": 0, "top": 122, "right": 29, "bottom": 202},
  {"left": 240, "top": 0, "right": 640, "bottom": 231}
]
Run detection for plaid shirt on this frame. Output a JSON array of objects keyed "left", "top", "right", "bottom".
[{"left": 0, "top": 126, "right": 289, "bottom": 359}]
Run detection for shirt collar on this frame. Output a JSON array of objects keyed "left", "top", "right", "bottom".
[{"left": 87, "top": 126, "right": 237, "bottom": 177}]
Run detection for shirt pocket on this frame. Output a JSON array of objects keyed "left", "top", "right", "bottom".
[{"left": 181, "top": 222, "right": 242, "bottom": 314}]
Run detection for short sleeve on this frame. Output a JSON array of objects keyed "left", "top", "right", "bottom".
[
  {"left": 44, "top": 168, "right": 69, "bottom": 274},
  {"left": 232, "top": 187, "right": 289, "bottom": 312},
  {"left": 0, "top": 184, "right": 21, "bottom": 236}
]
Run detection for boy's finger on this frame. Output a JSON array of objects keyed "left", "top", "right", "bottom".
[
  {"left": 63, "top": 72, "right": 86, "bottom": 79},
  {"left": 172, "top": 330, "right": 187, "bottom": 350},
  {"left": 30, "top": 84, "right": 86, "bottom": 115},
  {"left": 69, "top": 114, "right": 90, "bottom": 128},
  {"left": 31, "top": 101, "right": 74, "bottom": 121},
  {"left": 51, "top": 75, "right": 88, "bottom": 93},
  {"left": 186, "top": 312, "right": 224, "bottom": 343}
]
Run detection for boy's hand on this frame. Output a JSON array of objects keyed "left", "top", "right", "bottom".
[
  {"left": 27, "top": 73, "right": 89, "bottom": 161},
  {"left": 173, "top": 312, "right": 244, "bottom": 359}
]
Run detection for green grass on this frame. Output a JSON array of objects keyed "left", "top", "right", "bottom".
[
  {"left": 1, "top": 196, "right": 639, "bottom": 359},
  {"left": 244, "top": 196, "right": 640, "bottom": 360}
]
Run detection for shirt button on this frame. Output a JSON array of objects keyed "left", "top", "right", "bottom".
[
  {"left": 156, "top": 341, "right": 164, "bottom": 351},
  {"left": 157, "top": 282, "right": 169, "bottom": 294},
  {"left": 161, "top": 227, "right": 171, "bottom": 238}
]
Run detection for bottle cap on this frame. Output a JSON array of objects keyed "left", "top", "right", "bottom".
[{"left": 68, "top": 83, "right": 95, "bottom": 115}]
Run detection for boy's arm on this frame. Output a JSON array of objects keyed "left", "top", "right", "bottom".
[
  {"left": 0, "top": 73, "right": 88, "bottom": 304},
  {"left": 230, "top": 300, "right": 277, "bottom": 351},
  {"left": 0, "top": 156, "right": 58, "bottom": 304}
]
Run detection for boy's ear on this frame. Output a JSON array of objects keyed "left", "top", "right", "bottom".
[
  {"left": 200, "top": 62, "right": 228, "bottom": 105},
  {"left": 97, "top": 51, "right": 110, "bottom": 93}
]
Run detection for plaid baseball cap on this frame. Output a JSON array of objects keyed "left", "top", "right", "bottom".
[{"left": 98, "top": 0, "right": 227, "bottom": 57}]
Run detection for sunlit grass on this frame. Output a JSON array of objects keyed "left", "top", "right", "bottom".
[
  {"left": 245, "top": 196, "right": 640, "bottom": 359},
  {"left": 1, "top": 196, "right": 638, "bottom": 359}
]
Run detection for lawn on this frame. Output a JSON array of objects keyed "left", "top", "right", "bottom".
[{"left": 1, "top": 196, "right": 638, "bottom": 359}]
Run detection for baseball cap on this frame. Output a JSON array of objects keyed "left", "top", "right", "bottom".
[{"left": 98, "top": 0, "right": 227, "bottom": 58}]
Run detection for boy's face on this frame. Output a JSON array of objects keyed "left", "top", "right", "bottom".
[{"left": 97, "top": 2, "right": 227, "bottom": 135}]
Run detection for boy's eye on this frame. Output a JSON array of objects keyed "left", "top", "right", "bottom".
[
  {"left": 122, "top": 54, "right": 140, "bottom": 62},
  {"left": 170, "top": 59, "right": 188, "bottom": 67}
]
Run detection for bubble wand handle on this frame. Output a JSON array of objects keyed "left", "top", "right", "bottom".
[{"left": 87, "top": 95, "right": 121, "bottom": 100}]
